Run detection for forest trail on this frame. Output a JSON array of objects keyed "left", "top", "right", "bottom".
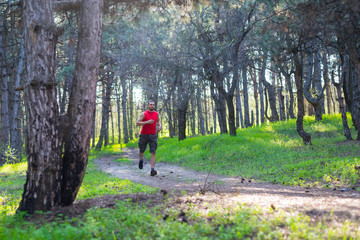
[{"left": 94, "top": 147, "right": 360, "bottom": 222}]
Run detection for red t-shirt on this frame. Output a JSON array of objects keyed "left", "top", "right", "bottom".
[{"left": 140, "top": 110, "right": 158, "bottom": 135}]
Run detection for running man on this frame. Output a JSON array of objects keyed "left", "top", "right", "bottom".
[{"left": 136, "top": 100, "right": 162, "bottom": 176}]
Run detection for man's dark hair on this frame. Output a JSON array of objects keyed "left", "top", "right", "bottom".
[{"left": 147, "top": 100, "right": 155, "bottom": 104}]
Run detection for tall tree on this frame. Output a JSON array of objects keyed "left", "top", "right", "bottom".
[
  {"left": 0, "top": 3, "right": 9, "bottom": 164},
  {"left": 19, "top": 0, "right": 103, "bottom": 213}
]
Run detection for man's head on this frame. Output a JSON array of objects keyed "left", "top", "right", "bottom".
[{"left": 147, "top": 100, "right": 155, "bottom": 112}]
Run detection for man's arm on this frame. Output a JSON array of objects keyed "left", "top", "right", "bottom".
[
  {"left": 156, "top": 115, "right": 162, "bottom": 133},
  {"left": 136, "top": 112, "right": 154, "bottom": 126}
]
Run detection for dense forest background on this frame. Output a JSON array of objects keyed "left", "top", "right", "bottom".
[{"left": 0, "top": 0, "right": 359, "bottom": 213}]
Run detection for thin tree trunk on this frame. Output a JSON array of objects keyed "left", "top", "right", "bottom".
[
  {"left": 178, "top": 106, "right": 187, "bottom": 141},
  {"left": 212, "top": 97, "right": 216, "bottom": 134},
  {"left": 323, "top": 52, "right": 331, "bottom": 114},
  {"left": 92, "top": 109, "right": 96, "bottom": 148},
  {"left": 242, "top": 67, "right": 250, "bottom": 127},
  {"left": 259, "top": 59, "right": 266, "bottom": 124},
  {"left": 332, "top": 70, "right": 352, "bottom": 140},
  {"left": 262, "top": 75, "right": 279, "bottom": 121},
  {"left": 251, "top": 68, "right": 259, "bottom": 126},
  {"left": 197, "top": 87, "right": 206, "bottom": 135},
  {"left": 110, "top": 103, "right": 114, "bottom": 144},
  {"left": 203, "top": 87, "right": 209, "bottom": 134},
  {"left": 128, "top": 80, "right": 133, "bottom": 140},
  {"left": 0, "top": 8, "right": 9, "bottom": 162},
  {"left": 190, "top": 97, "right": 196, "bottom": 136},
  {"left": 304, "top": 41, "right": 326, "bottom": 122},
  {"left": 294, "top": 52, "right": 311, "bottom": 145},
  {"left": 115, "top": 82, "right": 121, "bottom": 143},
  {"left": 121, "top": 77, "right": 129, "bottom": 143},
  {"left": 210, "top": 82, "right": 227, "bottom": 134},
  {"left": 278, "top": 74, "right": 286, "bottom": 121},
  {"left": 95, "top": 75, "right": 112, "bottom": 150},
  {"left": 10, "top": 37, "right": 24, "bottom": 159},
  {"left": 279, "top": 65, "right": 296, "bottom": 119}
]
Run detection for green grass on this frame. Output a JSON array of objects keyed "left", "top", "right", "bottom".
[
  {"left": 1, "top": 198, "right": 359, "bottom": 239},
  {"left": 152, "top": 114, "right": 360, "bottom": 188}
]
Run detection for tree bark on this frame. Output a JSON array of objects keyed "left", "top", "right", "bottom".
[
  {"left": 235, "top": 81, "right": 243, "bottom": 129},
  {"left": 262, "top": 72, "right": 279, "bottom": 122},
  {"left": 121, "top": 76, "right": 129, "bottom": 143},
  {"left": 294, "top": 52, "right": 311, "bottom": 145},
  {"left": 190, "top": 97, "right": 196, "bottom": 136},
  {"left": 323, "top": 52, "right": 332, "bottom": 114},
  {"left": 259, "top": 67, "right": 265, "bottom": 124},
  {"left": 279, "top": 64, "right": 296, "bottom": 119},
  {"left": 250, "top": 67, "right": 259, "bottom": 126},
  {"left": 303, "top": 41, "right": 326, "bottom": 122},
  {"left": 115, "top": 82, "right": 121, "bottom": 143},
  {"left": 18, "top": 0, "right": 63, "bottom": 213},
  {"left": 61, "top": 0, "right": 103, "bottom": 206},
  {"left": 210, "top": 81, "right": 227, "bottom": 134},
  {"left": 95, "top": 74, "right": 113, "bottom": 151},
  {"left": 203, "top": 87, "right": 209, "bottom": 134},
  {"left": 332, "top": 70, "right": 352, "bottom": 140},
  {"left": 196, "top": 87, "right": 206, "bottom": 135},
  {"left": 242, "top": 66, "right": 250, "bottom": 127},
  {"left": 128, "top": 79, "right": 134, "bottom": 140},
  {"left": 0, "top": 7, "right": 9, "bottom": 164},
  {"left": 10, "top": 37, "right": 24, "bottom": 159}
]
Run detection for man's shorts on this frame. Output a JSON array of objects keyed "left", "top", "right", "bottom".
[{"left": 138, "top": 134, "right": 158, "bottom": 153}]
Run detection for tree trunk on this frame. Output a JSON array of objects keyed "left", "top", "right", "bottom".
[
  {"left": 61, "top": 0, "right": 103, "bottom": 206},
  {"left": 0, "top": 8, "right": 9, "bottom": 164},
  {"left": 250, "top": 67, "right": 259, "bottom": 126},
  {"left": 197, "top": 87, "right": 206, "bottom": 135},
  {"left": 212, "top": 98, "right": 216, "bottom": 133},
  {"left": 91, "top": 110, "right": 96, "bottom": 148},
  {"left": 235, "top": 77, "right": 243, "bottom": 129},
  {"left": 10, "top": 37, "right": 24, "bottom": 159},
  {"left": 19, "top": 0, "right": 63, "bottom": 213},
  {"left": 262, "top": 76, "right": 279, "bottom": 122},
  {"left": 279, "top": 65, "right": 296, "bottom": 119},
  {"left": 323, "top": 52, "right": 332, "bottom": 114},
  {"left": 304, "top": 41, "right": 326, "bottom": 122},
  {"left": 294, "top": 52, "right": 311, "bottom": 145},
  {"left": 128, "top": 80, "right": 134, "bottom": 140},
  {"left": 332, "top": 70, "right": 352, "bottom": 140},
  {"left": 121, "top": 77, "right": 129, "bottom": 143},
  {"left": 242, "top": 66, "right": 250, "bottom": 127},
  {"left": 190, "top": 97, "right": 196, "bottom": 136},
  {"left": 203, "top": 87, "right": 209, "bottom": 134},
  {"left": 178, "top": 105, "right": 187, "bottom": 141},
  {"left": 115, "top": 82, "right": 121, "bottom": 143},
  {"left": 278, "top": 86, "right": 285, "bottom": 121},
  {"left": 259, "top": 59, "right": 266, "bottom": 124},
  {"left": 95, "top": 74, "right": 113, "bottom": 150},
  {"left": 210, "top": 82, "right": 227, "bottom": 134}
]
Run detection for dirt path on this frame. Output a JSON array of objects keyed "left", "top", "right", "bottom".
[{"left": 94, "top": 148, "right": 360, "bottom": 222}]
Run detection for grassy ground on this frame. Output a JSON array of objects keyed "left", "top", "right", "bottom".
[
  {"left": 0, "top": 114, "right": 359, "bottom": 239},
  {"left": 150, "top": 114, "right": 360, "bottom": 189}
]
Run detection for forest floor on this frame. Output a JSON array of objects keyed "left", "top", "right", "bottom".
[{"left": 89, "top": 148, "right": 360, "bottom": 226}]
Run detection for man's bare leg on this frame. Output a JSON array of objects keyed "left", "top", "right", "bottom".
[
  {"left": 150, "top": 152, "right": 156, "bottom": 169},
  {"left": 138, "top": 152, "right": 144, "bottom": 169}
]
